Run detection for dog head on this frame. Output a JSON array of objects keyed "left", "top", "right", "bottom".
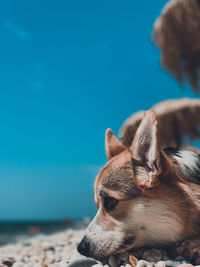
[{"left": 77, "top": 110, "right": 194, "bottom": 260}]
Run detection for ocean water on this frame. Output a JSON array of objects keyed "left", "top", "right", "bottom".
[
  {"left": 0, "top": 0, "right": 199, "bottom": 222},
  {"left": 0, "top": 219, "right": 89, "bottom": 246}
]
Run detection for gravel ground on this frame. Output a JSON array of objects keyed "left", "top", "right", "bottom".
[
  {"left": 0, "top": 229, "right": 84, "bottom": 267},
  {"left": 0, "top": 229, "right": 196, "bottom": 267}
]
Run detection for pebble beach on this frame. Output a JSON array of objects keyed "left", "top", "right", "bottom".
[{"left": 0, "top": 229, "right": 198, "bottom": 267}]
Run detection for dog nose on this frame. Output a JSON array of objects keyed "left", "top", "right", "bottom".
[{"left": 77, "top": 236, "right": 90, "bottom": 257}]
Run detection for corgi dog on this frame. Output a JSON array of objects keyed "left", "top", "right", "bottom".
[
  {"left": 77, "top": 108, "right": 200, "bottom": 261},
  {"left": 77, "top": 0, "right": 200, "bottom": 258}
]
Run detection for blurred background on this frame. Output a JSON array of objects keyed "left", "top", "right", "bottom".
[{"left": 0, "top": 0, "right": 199, "bottom": 242}]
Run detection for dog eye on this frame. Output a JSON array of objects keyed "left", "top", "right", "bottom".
[{"left": 104, "top": 196, "right": 118, "bottom": 211}]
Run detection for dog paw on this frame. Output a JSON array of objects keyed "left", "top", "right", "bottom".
[{"left": 175, "top": 237, "right": 200, "bottom": 265}]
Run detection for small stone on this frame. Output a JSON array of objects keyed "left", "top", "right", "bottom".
[
  {"left": 12, "top": 264, "right": 23, "bottom": 267},
  {"left": 22, "top": 242, "right": 31, "bottom": 246},
  {"left": 155, "top": 261, "right": 166, "bottom": 267},
  {"left": 175, "top": 257, "right": 190, "bottom": 264},
  {"left": 165, "top": 260, "right": 178, "bottom": 267},
  {"left": 143, "top": 249, "right": 162, "bottom": 262},
  {"left": 3, "top": 260, "right": 14, "bottom": 267},
  {"left": 67, "top": 258, "right": 98, "bottom": 267},
  {"left": 165, "top": 258, "right": 190, "bottom": 267},
  {"left": 136, "top": 260, "right": 152, "bottom": 267},
  {"left": 175, "top": 257, "right": 187, "bottom": 262},
  {"left": 136, "top": 249, "right": 147, "bottom": 258},
  {"left": 46, "top": 246, "right": 55, "bottom": 252},
  {"left": 129, "top": 254, "right": 138, "bottom": 267},
  {"left": 162, "top": 257, "right": 171, "bottom": 261},
  {"left": 119, "top": 252, "right": 129, "bottom": 261},
  {"left": 108, "top": 255, "right": 117, "bottom": 267},
  {"left": 92, "top": 265, "right": 102, "bottom": 267},
  {"left": 165, "top": 260, "right": 188, "bottom": 267}
]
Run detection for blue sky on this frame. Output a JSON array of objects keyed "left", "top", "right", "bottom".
[{"left": 0, "top": 0, "right": 199, "bottom": 220}]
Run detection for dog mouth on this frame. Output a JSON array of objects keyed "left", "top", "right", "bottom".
[
  {"left": 114, "top": 235, "right": 136, "bottom": 255},
  {"left": 78, "top": 234, "right": 136, "bottom": 261},
  {"left": 90, "top": 236, "right": 136, "bottom": 261},
  {"left": 89, "top": 237, "right": 136, "bottom": 262}
]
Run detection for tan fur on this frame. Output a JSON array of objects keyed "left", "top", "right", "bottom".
[
  {"left": 78, "top": 0, "right": 200, "bottom": 259},
  {"left": 105, "top": 128, "right": 126, "bottom": 160},
  {"left": 96, "top": 150, "right": 200, "bottom": 244},
  {"left": 130, "top": 110, "right": 161, "bottom": 189},
  {"left": 78, "top": 111, "right": 200, "bottom": 260}
]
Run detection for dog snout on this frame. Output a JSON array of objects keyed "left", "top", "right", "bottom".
[{"left": 77, "top": 236, "right": 91, "bottom": 257}]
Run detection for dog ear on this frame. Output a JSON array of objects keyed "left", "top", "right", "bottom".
[
  {"left": 105, "top": 129, "right": 125, "bottom": 160},
  {"left": 130, "top": 110, "right": 161, "bottom": 189}
]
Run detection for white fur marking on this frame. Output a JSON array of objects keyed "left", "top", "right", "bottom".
[
  {"left": 85, "top": 214, "right": 125, "bottom": 257},
  {"left": 172, "top": 150, "right": 200, "bottom": 177}
]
